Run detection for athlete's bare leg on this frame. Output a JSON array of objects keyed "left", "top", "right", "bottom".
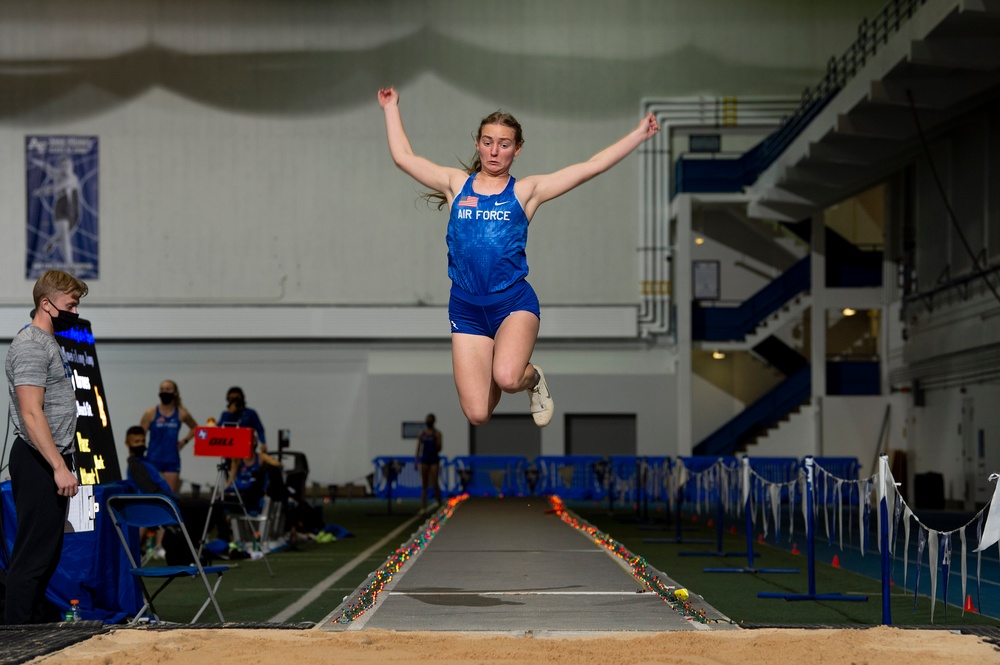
[
  {"left": 451, "top": 312, "right": 539, "bottom": 425},
  {"left": 492, "top": 311, "right": 539, "bottom": 394},
  {"left": 452, "top": 333, "right": 502, "bottom": 425},
  {"left": 161, "top": 471, "right": 181, "bottom": 494}
]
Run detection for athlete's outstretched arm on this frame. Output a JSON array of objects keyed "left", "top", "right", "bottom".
[
  {"left": 378, "top": 87, "right": 464, "bottom": 199},
  {"left": 519, "top": 112, "right": 660, "bottom": 219}
]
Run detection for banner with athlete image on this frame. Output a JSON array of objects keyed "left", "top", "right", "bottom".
[{"left": 25, "top": 135, "right": 100, "bottom": 279}]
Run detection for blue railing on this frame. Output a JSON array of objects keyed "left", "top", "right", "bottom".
[
  {"left": 674, "top": 0, "right": 929, "bottom": 196},
  {"left": 694, "top": 366, "right": 812, "bottom": 457},
  {"left": 692, "top": 256, "right": 810, "bottom": 341}
]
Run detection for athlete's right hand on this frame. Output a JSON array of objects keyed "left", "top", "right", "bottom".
[{"left": 377, "top": 87, "right": 398, "bottom": 108}]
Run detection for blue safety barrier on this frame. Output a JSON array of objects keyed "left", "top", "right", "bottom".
[
  {"left": 368, "top": 455, "right": 860, "bottom": 504},
  {"left": 748, "top": 456, "right": 799, "bottom": 483},
  {"left": 449, "top": 455, "right": 528, "bottom": 497},
  {"left": 607, "top": 456, "right": 675, "bottom": 505},
  {"left": 813, "top": 456, "right": 863, "bottom": 506},
  {"left": 678, "top": 456, "right": 737, "bottom": 504},
  {"left": 748, "top": 456, "right": 800, "bottom": 503},
  {"left": 813, "top": 457, "right": 861, "bottom": 480},
  {"left": 372, "top": 455, "right": 433, "bottom": 498},
  {"left": 535, "top": 455, "right": 607, "bottom": 500}
]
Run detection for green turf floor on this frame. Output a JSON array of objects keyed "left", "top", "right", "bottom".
[
  {"left": 143, "top": 499, "right": 423, "bottom": 625},
  {"left": 142, "top": 497, "right": 1000, "bottom": 628}
]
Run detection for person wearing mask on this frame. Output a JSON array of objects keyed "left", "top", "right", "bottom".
[
  {"left": 140, "top": 380, "right": 198, "bottom": 494},
  {"left": 123, "top": 425, "right": 231, "bottom": 560},
  {"left": 5, "top": 269, "right": 87, "bottom": 623},
  {"left": 217, "top": 386, "right": 265, "bottom": 445},
  {"left": 123, "top": 425, "right": 174, "bottom": 498},
  {"left": 122, "top": 425, "right": 174, "bottom": 560}
]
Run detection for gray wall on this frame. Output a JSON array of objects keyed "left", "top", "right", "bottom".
[
  {"left": 0, "top": 0, "right": 884, "bottom": 306},
  {"left": 886, "top": 99, "right": 1000, "bottom": 505},
  {"left": 0, "top": 0, "right": 890, "bottom": 488}
]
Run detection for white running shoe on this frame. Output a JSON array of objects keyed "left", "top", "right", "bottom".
[{"left": 528, "top": 365, "right": 554, "bottom": 427}]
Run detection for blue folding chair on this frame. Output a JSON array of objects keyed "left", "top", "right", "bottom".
[{"left": 106, "top": 494, "right": 231, "bottom": 624}]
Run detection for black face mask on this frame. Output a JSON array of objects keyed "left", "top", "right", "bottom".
[
  {"left": 47, "top": 303, "right": 79, "bottom": 332},
  {"left": 130, "top": 446, "right": 147, "bottom": 457},
  {"left": 159, "top": 392, "right": 175, "bottom": 405},
  {"left": 229, "top": 398, "right": 245, "bottom": 410}
]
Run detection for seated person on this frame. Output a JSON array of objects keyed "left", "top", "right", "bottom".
[
  {"left": 220, "top": 441, "right": 291, "bottom": 550},
  {"left": 226, "top": 441, "right": 286, "bottom": 511},
  {"left": 123, "top": 426, "right": 230, "bottom": 560},
  {"left": 124, "top": 425, "right": 175, "bottom": 498},
  {"left": 123, "top": 426, "right": 175, "bottom": 560}
]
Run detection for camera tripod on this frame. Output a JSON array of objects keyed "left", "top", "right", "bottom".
[{"left": 198, "top": 458, "right": 274, "bottom": 576}]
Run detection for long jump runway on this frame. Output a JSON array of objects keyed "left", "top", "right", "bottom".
[{"left": 318, "top": 497, "right": 736, "bottom": 633}]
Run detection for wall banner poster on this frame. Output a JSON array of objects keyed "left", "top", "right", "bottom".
[{"left": 25, "top": 135, "right": 99, "bottom": 279}]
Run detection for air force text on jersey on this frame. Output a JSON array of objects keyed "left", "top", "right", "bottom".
[{"left": 454, "top": 206, "right": 513, "bottom": 222}]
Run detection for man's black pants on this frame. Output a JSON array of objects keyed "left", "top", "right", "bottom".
[{"left": 4, "top": 438, "right": 69, "bottom": 624}]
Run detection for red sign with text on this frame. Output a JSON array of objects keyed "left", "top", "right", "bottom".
[{"left": 193, "top": 426, "right": 255, "bottom": 459}]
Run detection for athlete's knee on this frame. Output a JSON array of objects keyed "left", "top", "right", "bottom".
[
  {"left": 493, "top": 366, "right": 527, "bottom": 393},
  {"left": 462, "top": 404, "right": 492, "bottom": 426}
]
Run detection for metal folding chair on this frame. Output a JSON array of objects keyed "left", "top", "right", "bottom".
[{"left": 106, "top": 494, "right": 231, "bottom": 624}]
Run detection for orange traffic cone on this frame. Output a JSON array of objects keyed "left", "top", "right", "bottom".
[
  {"left": 965, "top": 595, "right": 977, "bottom": 612},
  {"left": 832, "top": 555, "right": 841, "bottom": 568},
  {"left": 757, "top": 533, "right": 765, "bottom": 544},
  {"left": 707, "top": 518, "right": 714, "bottom": 528},
  {"left": 730, "top": 525, "right": 737, "bottom": 535},
  {"left": 791, "top": 542, "right": 800, "bottom": 555}
]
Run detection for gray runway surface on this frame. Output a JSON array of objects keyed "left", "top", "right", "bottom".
[{"left": 320, "top": 497, "right": 736, "bottom": 633}]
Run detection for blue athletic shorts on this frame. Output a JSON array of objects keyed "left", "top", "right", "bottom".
[
  {"left": 448, "top": 280, "right": 540, "bottom": 338},
  {"left": 146, "top": 456, "right": 180, "bottom": 475}
]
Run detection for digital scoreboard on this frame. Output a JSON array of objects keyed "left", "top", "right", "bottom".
[{"left": 55, "top": 318, "right": 121, "bottom": 485}]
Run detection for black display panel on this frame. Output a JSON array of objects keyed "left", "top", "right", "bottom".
[{"left": 55, "top": 318, "right": 121, "bottom": 484}]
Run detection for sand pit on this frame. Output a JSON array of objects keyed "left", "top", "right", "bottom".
[{"left": 32, "top": 625, "right": 999, "bottom": 665}]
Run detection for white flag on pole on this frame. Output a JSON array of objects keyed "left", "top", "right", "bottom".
[{"left": 974, "top": 474, "right": 1000, "bottom": 552}]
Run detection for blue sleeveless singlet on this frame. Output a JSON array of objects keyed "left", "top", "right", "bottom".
[
  {"left": 446, "top": 174, "right": 529, "bottom": 296},
  {"left": 147, "top": 406, "right": 181, "bottom": 470}
]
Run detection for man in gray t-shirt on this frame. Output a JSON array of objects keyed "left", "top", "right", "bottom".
[
  {"left": 4, "top": 270, "right": 88, "bottom": 624},
  {"left": 7, "top": 326, "right": 78, "bottom": 455}
]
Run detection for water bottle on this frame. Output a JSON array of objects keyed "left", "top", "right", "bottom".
[{"left": 65, "top": 599, "right": 81, "bottom": 622}]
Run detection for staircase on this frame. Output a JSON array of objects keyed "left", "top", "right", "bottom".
[
  {"left": 743, "top": 403, "right": 816, "bottom": 458},
  {"left": 700, "top": 293, "right": 811, "bottom": 351},
  {"left": 693, "top": 366, "right": 811, "bottom": 457},
  {"left": 692, "top": 256, "right": 810, "bottom": 343}
]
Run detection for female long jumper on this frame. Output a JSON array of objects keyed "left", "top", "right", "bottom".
[{"left": 378, "top": 87, "right": 659, "bottom": 427}]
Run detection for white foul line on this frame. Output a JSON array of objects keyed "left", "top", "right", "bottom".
[{"left": 394, "top": 591, "right": 668, "bottom": 596}]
